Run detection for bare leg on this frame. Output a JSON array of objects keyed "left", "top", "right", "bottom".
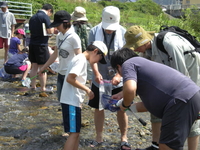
[
  {"left": 117, "top": 110, "right": 128, "bottom": 142},
  {"left": 29, "top": 63, "right": 38, "bottom": 89},
  {"left": 94, "top": 109, "right": 104, "bottom": 143},
  {"left": 159, "top": 143, "right": 173, "bottom": 150},
  {"left": 64, "top": 132, "right": 79, "bottom": 150},
  {"left": 188, "top": 135, "right": 199, "bottom": 150},
  {"left": 38, "top": 65, "right": 47, "bottom": 91},
  {"left": 21, "top": 61, "right": 31, "bottom": 80},
  {"left": 117, "top": 110, "right": 130, "bottom": 149},
  {"left": 4, "top": 46, "right": 8, "bottom": 63},
  {"left": 152, "top": 122, "right": 161, "bottom": 143}
]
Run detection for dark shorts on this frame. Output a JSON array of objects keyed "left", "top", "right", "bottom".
[
  {"left": 28, "top": 44, "right": 49, "bottom": 65},
  {"left": 61, "top": 103, "right": 81, "bottom": 133},
  {"left": 88, "top": 83, "right": 122, "bottom": 109},
  {"left": 0, "top": 37, "right": 8, "bottom": 49},
  {"left": 4, "top": 65, "right": 24, "bottom": 74},
  {"left": 57, "top": 73, "right": 65, "bottom": 101},
  {"left": 160, "top": 91, "right": 200, "bottom": 150}
]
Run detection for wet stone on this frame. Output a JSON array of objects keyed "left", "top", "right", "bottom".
[{"left": 1, "top": 72, "right": 193, "bottom": 150}]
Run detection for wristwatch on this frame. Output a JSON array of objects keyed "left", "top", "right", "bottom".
[{"left": 122, "top": 101, "right": 131, "bottom": 108}]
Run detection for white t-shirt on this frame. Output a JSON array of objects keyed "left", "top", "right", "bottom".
[
  {"left": 56, "top": 28, "right": 81, "bottom": 75},
  {"left": 60, "top": 53, "right": 87, "bottom": 107}
]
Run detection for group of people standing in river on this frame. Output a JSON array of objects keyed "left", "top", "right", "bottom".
[{"left": 1, "top": 2, "right": 200, "bottom": 150}]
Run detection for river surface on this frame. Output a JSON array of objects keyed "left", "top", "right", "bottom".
[{"left": 0, "top": 50, "right": 197, "bottom": 150}]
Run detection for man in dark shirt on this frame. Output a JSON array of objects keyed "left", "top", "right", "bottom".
[
  {"left": 110, "top": 48, "right": 200, "bottom": 150},
  {"left": 28, "top": 3, "right": 54, "bottom": 91}
]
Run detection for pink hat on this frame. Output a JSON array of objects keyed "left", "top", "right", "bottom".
[{"left": 16, "top": 29, "right": 25, "bottom": 38}]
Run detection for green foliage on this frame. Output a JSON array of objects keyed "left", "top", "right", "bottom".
[
  {"left": 98, "top": 0, "right": 162, "bottom": 16},
  {"left": 132, "top": 0, "right": 162, "bottom": 16},
  {"left": 11, "top": 0, "right": 200, "bottom": 40}
]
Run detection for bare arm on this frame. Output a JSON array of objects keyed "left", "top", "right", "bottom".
[
  {"left": 17, "top": 44, "right": 21, "bottom": 52},
  {"left": 46, "top": 28, "right": 54, "bottom": 35},
  {"left": 91, "top": 63, "right": 102, "bottom": 83},
  {"left": 120, "top": 80, "right": 137, "bottom": 111},
  {"left": 67, "top": 74, "right": 94, "bottom": 100},
  {"left": 74, "top": 48, "right": 82, "bottom": 55},
  {"left": 11, "top": 25, "right": 15, "bottom": 37}
]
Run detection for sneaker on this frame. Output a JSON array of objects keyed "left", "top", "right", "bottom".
[{"left": 45, "top": 86, "right": 54, "bottom": 92}]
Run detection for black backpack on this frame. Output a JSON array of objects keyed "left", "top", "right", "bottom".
[{"left": 156, "top": 25, "right": 200, "bottom": 60}]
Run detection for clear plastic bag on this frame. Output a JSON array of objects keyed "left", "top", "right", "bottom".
[{"left": 99, "top": 80, "right": 112, "bottom": 110}]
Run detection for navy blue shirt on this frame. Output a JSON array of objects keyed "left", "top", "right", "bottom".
[
  {"left": 5, "top": 53, "right": 28, "bottom": 67},
  {"left": 29, "top": 10, "right": 51, "bottom": 45},
  {"left": 122, "top": 57, "right": 200, "bottom": 118}
]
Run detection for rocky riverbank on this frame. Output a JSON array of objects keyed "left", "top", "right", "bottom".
[
  {"left": 0, "top": 57, "right": 195, "bottom": 150},
  {"left": 0, "top": 71, "right": 155, "bottom": 150}
]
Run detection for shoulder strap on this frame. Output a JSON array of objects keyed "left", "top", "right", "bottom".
[
  {"left": 58, "top": 34, "right": 71, "bottom": 49},
  {"left": 156, "top": 31, "right": 168, "bottom": 55},
  {"left": 156, "top": 31, "right": 172, "bottom": 61}
]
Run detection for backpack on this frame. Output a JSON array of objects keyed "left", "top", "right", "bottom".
[
  {"left": 156, "top": 25, "right": 200, "bottom": 60},
  {"left": 73, "top": 21, "right": 92, "bottom": 52}
]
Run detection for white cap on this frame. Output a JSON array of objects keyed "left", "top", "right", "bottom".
[
  {"left": 71, "top": 6, "right": 88, "bottom": 21},
  {"left": 102, "top": 6, "right": 120, "bottom": 31},
  {"left": 92, "top": 41, "right": 108, "bottom": 64}
]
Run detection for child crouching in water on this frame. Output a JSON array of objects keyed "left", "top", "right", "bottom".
[
  {"left": 59, "top": 41, "right": 108, "bottom": 150},
  {"left": 4, "top": 48, "right": 31, "bottom": 81}
]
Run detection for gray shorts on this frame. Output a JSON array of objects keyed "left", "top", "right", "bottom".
[
  {"left": 160, "top": 91, "right": 200, "bottom": 150},
  {"left": 150, "top": 111, "right": 200, "bottom": 137}
]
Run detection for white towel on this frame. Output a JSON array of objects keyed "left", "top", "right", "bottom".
[{"left": 95, "top": 22, "right": 124, "bottom": 51}]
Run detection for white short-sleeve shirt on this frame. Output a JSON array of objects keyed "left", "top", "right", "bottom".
[
  {"left": 60, "top": 53, "right": 87, "bottom": 107},
  {"left": 56, "top": 28, "right": 81, "bottom": 75}
]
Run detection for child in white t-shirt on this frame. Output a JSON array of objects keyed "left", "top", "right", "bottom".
[{"left": 60, "top": 41, "right": 108, "bottom": 150}]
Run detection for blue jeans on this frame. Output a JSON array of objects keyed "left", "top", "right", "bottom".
[{"left": 57, "top": 73, "right": 65, "bottom": 101}]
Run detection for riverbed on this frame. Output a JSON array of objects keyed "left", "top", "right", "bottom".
[{"left": 0, "top": 50, "right": 197, "bottom": 150}]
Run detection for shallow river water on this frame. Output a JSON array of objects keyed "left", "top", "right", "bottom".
[{"left": 0, "top": 51, "right": 197, "bottom": 150}]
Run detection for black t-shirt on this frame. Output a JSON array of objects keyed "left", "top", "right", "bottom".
[{"left": 29, "top": 10, "right": 51, "bottom": 45}]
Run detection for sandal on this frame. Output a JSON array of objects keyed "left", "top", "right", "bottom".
[
  {"left": 120, "top": 141, "right": 131, "bottom": 150},
  {"left": 90, "top": 140, "right": 103, "bottom": 147}
]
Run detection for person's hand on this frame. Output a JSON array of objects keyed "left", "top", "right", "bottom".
[
  {"left": 54, "top": 28, "right": 59, "bottom": 34},
  {"left": 86, "top": 88, "right": 94, "bottom": 100},
  {"left": 38, "top": 68, "right": 46, "bottom": 76},
  {"left": 51, "top": 46, "right": 56, "bottom": 50},
  {"left": 111, "top": 74, "right": 121, "bottom": 85},
  {"left": 112, "top": 91, "right": 123, "bottom": 100},
  {"left": 95, "top": 73, "right": 103, "bottom": 84}
]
